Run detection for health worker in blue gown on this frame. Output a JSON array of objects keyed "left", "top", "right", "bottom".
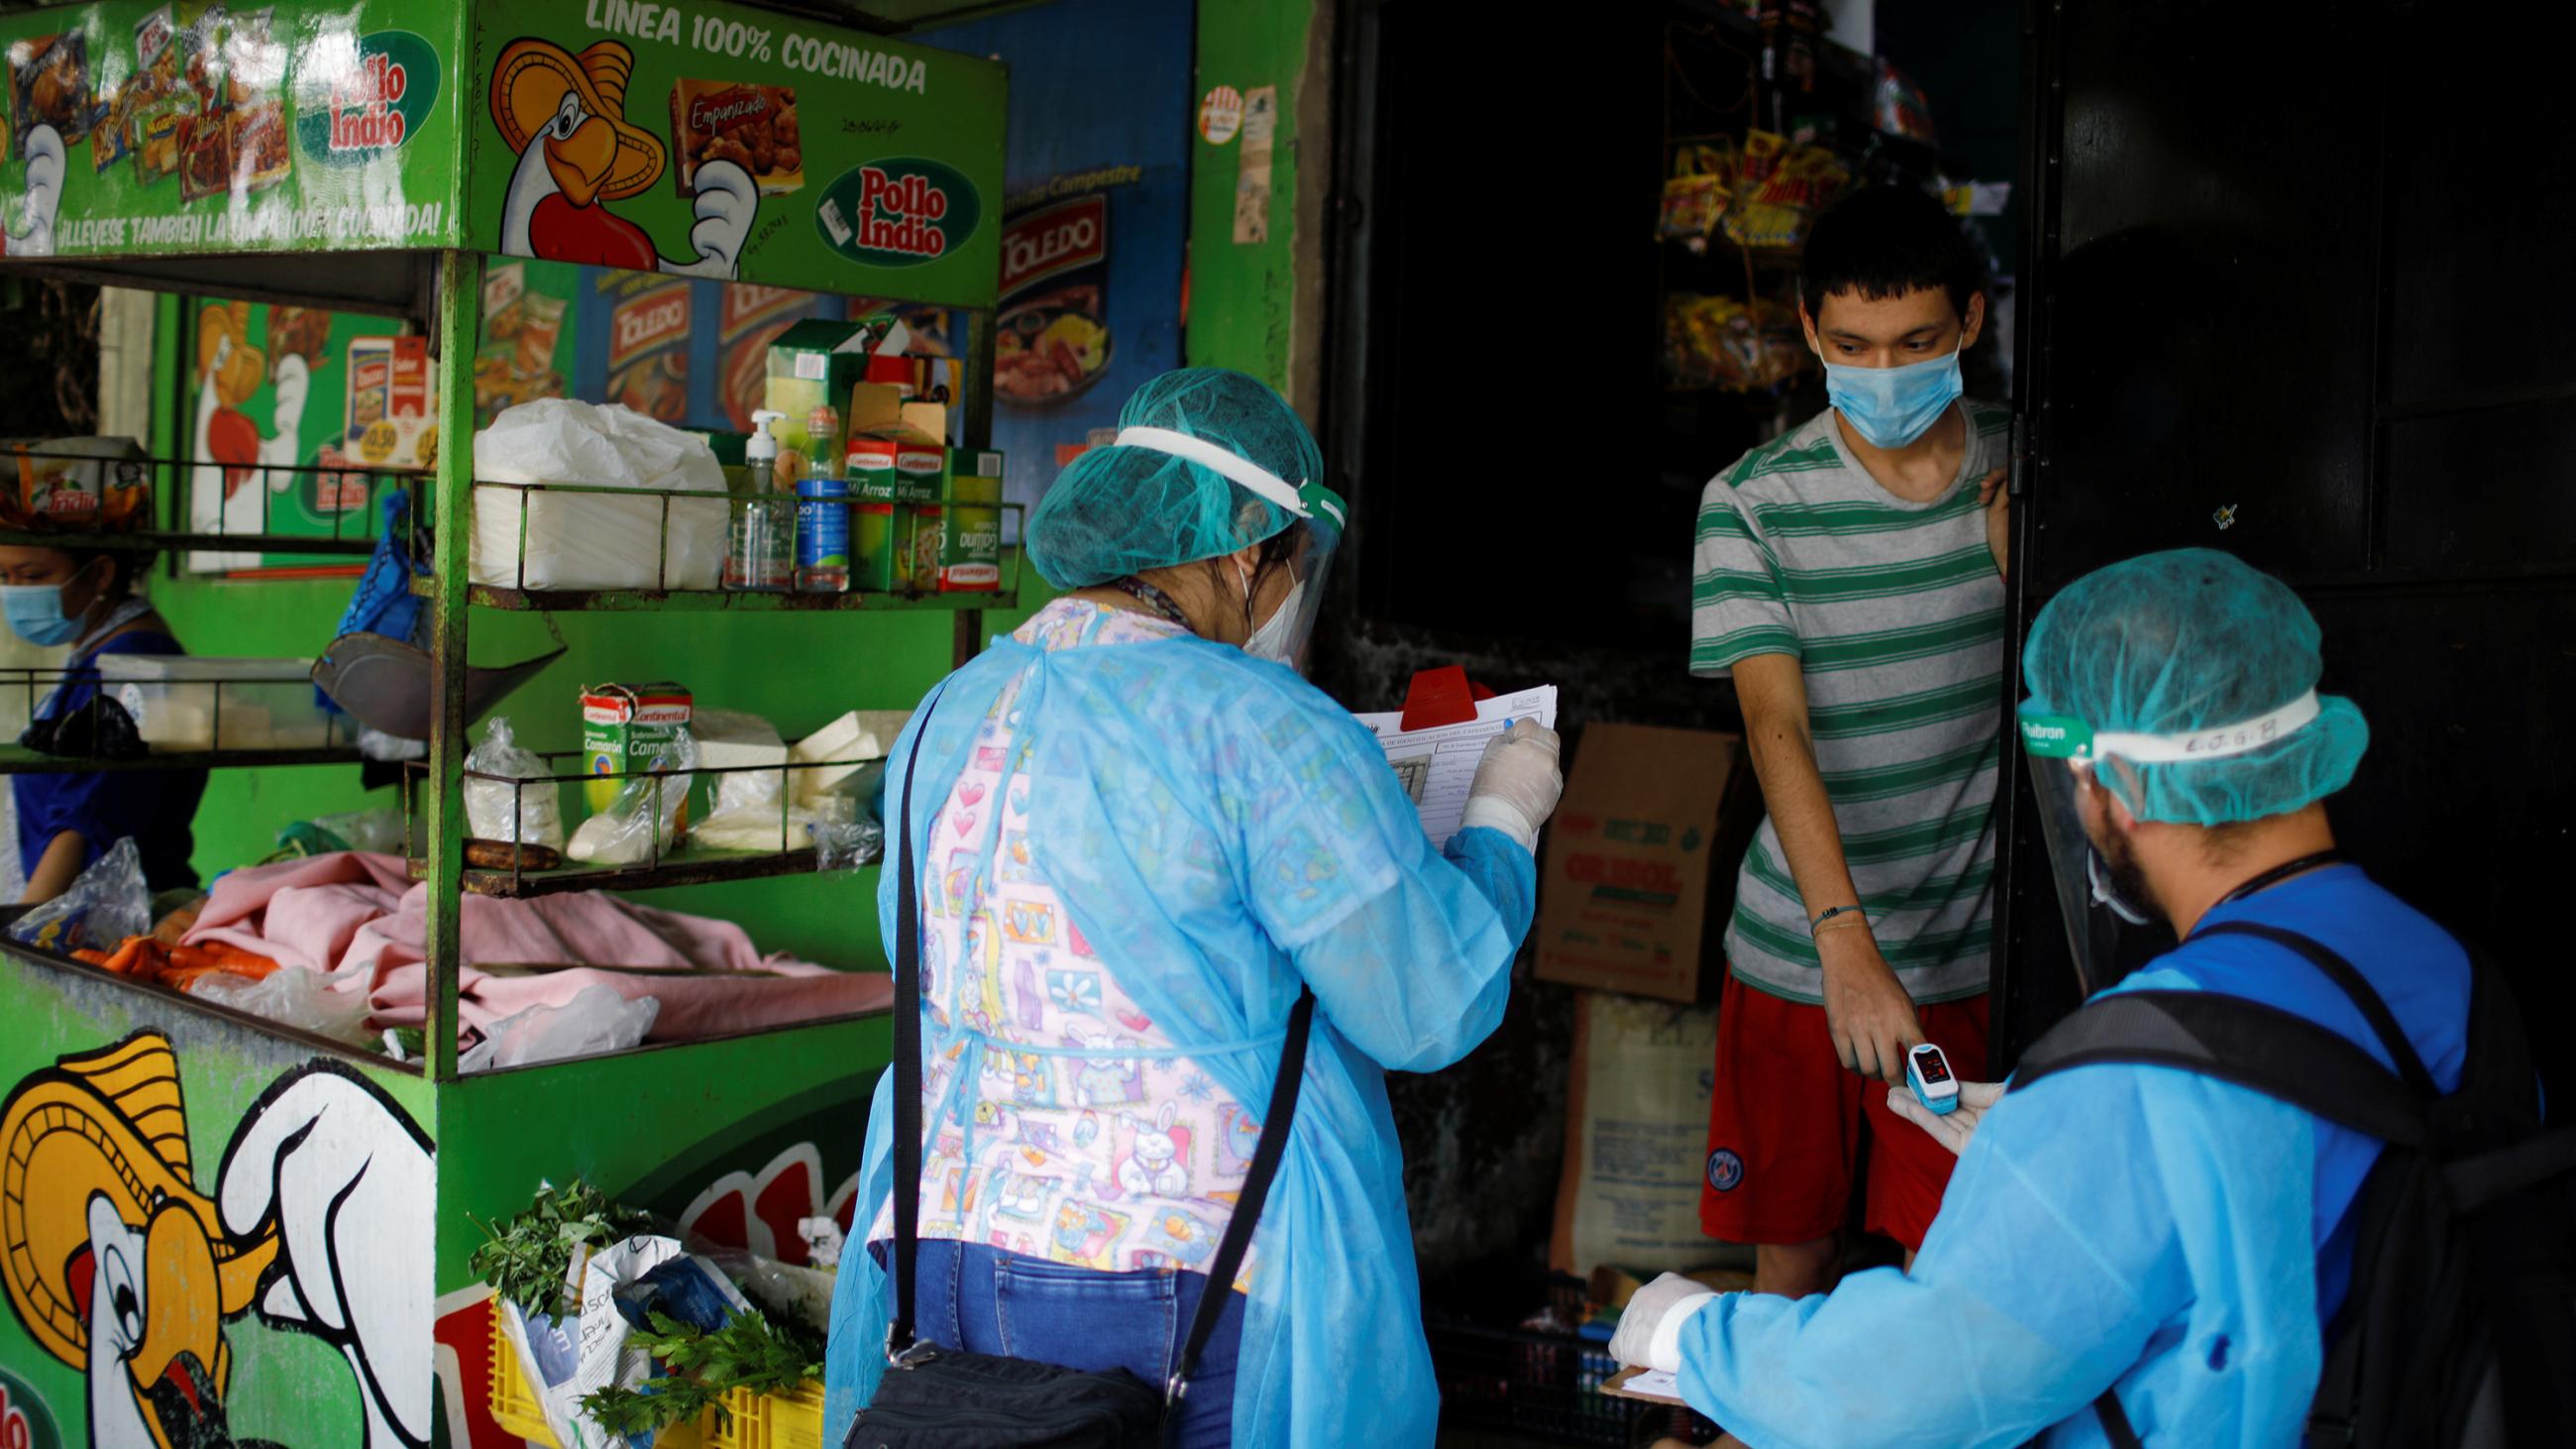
[
  {"left": 824, "top": 368, "right": 1565, "bottom": 1448},
  {"left": 1610, "top": 549, "right": 2475, "bottom": 1447}
]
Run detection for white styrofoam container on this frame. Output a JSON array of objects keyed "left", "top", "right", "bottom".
[{"left": 94, "top": 655, "right": 336, "bottom": 750}]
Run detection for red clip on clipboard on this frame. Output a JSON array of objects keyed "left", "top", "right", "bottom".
[{"left": 1399, "top": 664, "right": 1496, "bottom": 731}]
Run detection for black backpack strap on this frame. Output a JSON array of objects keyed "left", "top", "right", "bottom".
[
  {"left": 2095, "top": 1385, "right": 2147, "bottom": 1449},
  {"left": 888, "top": 684, "right": 947, "bottom": 1356},
  {"left": 2191, "top": 922, "right": 2436, "bottom": 1097},
  {"left": 2013, "top": 989, "right": 2427, "bottom": 1148},
  {"left": 1167, "top": 987, "right": 1313, "bottom": 1406}
]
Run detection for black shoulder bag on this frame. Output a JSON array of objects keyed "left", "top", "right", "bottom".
[{"left": 850, "top": 693, "right": 1316, "bottom": 1449}]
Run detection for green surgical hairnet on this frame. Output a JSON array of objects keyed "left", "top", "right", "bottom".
[
  {"left": 2021, "top": 548, "right": 2369, "bottom": 826},
  {"left": 1027, "top": 368, "right": 1322, "bottom": 589}
]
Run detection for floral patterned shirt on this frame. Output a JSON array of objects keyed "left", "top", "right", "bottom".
[{"left": 871, "top": 598, "right": 1262, "bottom": 1285}]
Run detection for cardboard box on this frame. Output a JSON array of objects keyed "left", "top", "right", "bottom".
[
  {"left": 921, "top": 450, "right": 1004, "bottom": 593},
  {"left": 762, "top": 316, "right": 956, "bottom": 486},
  {"left": 1533, "top": 724, "right": 1757, "bottom": 1004},
  {"left": 581, "top": 682, "right": 694, "bottom": 818}
]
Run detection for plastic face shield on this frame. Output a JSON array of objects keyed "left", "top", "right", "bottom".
[
  {"left": 2016, "top": 690, "right": 2324, "bottom": 994},
  {"left": 1115, "top": 425, "right": 1345, "bottom": 672},
  {"left": 2016, "top": 706, "right": 2130, "bottom": 997}
]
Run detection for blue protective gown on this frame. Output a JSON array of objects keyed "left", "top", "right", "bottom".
[
  {"left": 824, "top": 626, "right": 1537, "bottom": 1448},
  {"left": 1670, "top": 866, "right": 2468, "bottom": 1448}
]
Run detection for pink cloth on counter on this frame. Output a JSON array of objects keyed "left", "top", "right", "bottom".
[{"left": 185, "top": 851, "right": 891, "bottom": 1041}]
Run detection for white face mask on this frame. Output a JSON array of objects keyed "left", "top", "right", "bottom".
[{"left": 1234, "top": 557, "right": 1303, "bottom": 665}]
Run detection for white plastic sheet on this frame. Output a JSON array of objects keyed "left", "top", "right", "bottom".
[{"left": 472, "top": 399, "right": 729, "bottom": 591}]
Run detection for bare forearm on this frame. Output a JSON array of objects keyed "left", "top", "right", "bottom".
[
  {"left": 21, "top": 831, "right": 88, "bottom": 906},
  {"left": 1743, "top": 701, "right": 1859, "bottom": 921}
]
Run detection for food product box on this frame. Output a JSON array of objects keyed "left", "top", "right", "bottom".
[
  {"left": 669, "top": 78, "right": 802, "bottom": 196},
  {"left": 178, "top": 110, "right": 230, "bottom": 201},
  {"left": 920, "top": 450, "right": 1004, "bottom": 593},
  {"left": 581, "top": 682, "right": 694, "bottom": 819},
  {"left": 762, "top": 320, "right": 872, "bottom": 485},
  {"left": 227, "top": 98, "right": 287, "bottom": 191},
  {"left": 1533, "top": 724, "right": 1759, "bottom": 1004},
  {"left": 3, "top": 436, "right": 148, "bottom": 529},
  {"left": 843, "top": 384, "right": 949, "bottom": 593},
  {"left": 344, "top": 336, "right": 433, "bottom": 473}
]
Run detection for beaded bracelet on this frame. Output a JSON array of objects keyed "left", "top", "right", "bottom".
[{"left": 1810, "top": 904, "right": 1867, "bottom": 937}]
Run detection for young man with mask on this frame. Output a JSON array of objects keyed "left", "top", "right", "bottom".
[
  {"left": 1688, "top": 183, "right": 2011, "bottom": 1294},
  {"left": 1613, "top": 548, "right": 2478, "bottom": 1447}
]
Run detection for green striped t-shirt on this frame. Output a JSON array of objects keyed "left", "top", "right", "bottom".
[{"left": 1689, "top": 400, "right": 2009, "bottom": 1005}]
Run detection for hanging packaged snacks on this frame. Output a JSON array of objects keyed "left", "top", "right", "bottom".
[
  {"left": 1874, "top": 59, "right": 1937, "bottom": 144},
  {"left": 1723, "top": 138, "right": 1850, "bottom": 251},
  {"left": 1656, "top": 142, "right": 1736, "bottom": 253}
]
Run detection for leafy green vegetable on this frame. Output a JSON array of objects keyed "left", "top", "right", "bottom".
[
  {"left": 469, "top": 1179, "right": 659, "bottom": 1320},
  {"left": 582, "top": 1308, "right": 824, "bottom": 1435}
]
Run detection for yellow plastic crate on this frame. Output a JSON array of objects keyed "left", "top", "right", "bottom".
[{"left": 485, "top": 1298, "right": 827, "bottom": 1449}]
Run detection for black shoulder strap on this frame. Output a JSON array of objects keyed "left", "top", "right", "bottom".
[
  {"left": 2192, "top": 922, "right": 2437, "bottom": 1097},
  {"left": 889, "top": 688, "right": 941, "bottom": 1354},
  {"left": 1170, "top": 987, "right": 1313, "bottom": 1404},
  {"left": 886, "top": 685, "right": 1315, "bottom": 1393},
  {"left": 2012, "top": 990, "right": 2427, "bottom": 1149}
]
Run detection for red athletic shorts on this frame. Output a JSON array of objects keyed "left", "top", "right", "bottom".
[{"left": 1699, "top": 970, "right": 1991, "bottom": 1252}]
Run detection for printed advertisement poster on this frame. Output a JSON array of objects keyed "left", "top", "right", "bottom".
[
  {"left": 3, "top": 0, "right": 1006, "bottom": 304},
  {"left": 465, "top": 0, "right": 1005, "bottom": 306},
  {"left": 919, "top": 0, "right": 1191, "bottom": 510},
  {"left": 0, "top": 0, "right": 462, "bottom": 259},
  {"left": 178, "top": 298, "right": 430, "bottom": 574}
]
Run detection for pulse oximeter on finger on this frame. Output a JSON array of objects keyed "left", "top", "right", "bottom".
[{"left": 1906, "top": 1043, "right": 1960, "bottom": 1115}]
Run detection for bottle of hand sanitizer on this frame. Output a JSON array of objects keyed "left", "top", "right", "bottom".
[{"left": 726, "top": 410, "right": 792, "bottom": 592}]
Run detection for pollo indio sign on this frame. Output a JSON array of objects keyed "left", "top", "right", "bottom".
[{"left": 0, "top": 0, "right": 1005, "bottom": 308}]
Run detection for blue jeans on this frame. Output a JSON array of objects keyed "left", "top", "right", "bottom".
[{"left": 870, "top": 1238, "right": 1246, "bottom": 1448}]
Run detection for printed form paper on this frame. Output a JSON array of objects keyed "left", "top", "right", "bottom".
[
  {"left": 1355, "top": 685, "right": 1558, "bottom": 849},
  {"left": 1603, "top": 1366, "right": 1687, "bottom": 1403}
]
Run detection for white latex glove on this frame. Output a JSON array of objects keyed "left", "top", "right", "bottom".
[
  {"left": 1885, "top": 1078, "right": 2005, "bottom": 1157},
  {"left": 1458, "top": 720, "right": 1563, "bottom": 851},
  {"left": 665, "top": 159, "right": 758, "bottom": 278},
  {"left": 1608, "top": 1272, "right": 1718, "bottom": 1373},
  {"left": 219, "top": 1067, "right": 436, "bottom": 1447}
]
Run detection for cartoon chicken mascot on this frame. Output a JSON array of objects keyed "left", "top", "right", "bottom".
[
  {"left": 493, "top": 39, "right": 755, "bottom": 278},
  {"left": 1, "top": 1034, "right": 435, "bottom": 1449},
  {"left": 186, "top": 302, "right": 310, "bottom": 573},
  {"left": 3, "top": 123, "right": 66, "bottom": 256}
]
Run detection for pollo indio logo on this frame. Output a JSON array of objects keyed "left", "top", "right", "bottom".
[
  {"left": 815, "top": 157, "right": 982, "bottom": 267},
  {"left": 294, "top": 31, "right": 441, "bottom": 166}
]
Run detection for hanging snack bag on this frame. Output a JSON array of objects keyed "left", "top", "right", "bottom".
[{"left": 1657, "top": 142, "right": 1736, "bottom": 252}]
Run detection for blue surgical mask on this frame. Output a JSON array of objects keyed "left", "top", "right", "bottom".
[
  {"left": 2, "top": 565, "right": 98, "bottom": 647},
  {"left": 1822, "top": 343, "right": 1964, "bottom": 450}
]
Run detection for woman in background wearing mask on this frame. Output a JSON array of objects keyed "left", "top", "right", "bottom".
[
  {"left": 826, "top": 369, "right": 1565, "bottom": 1447},
  {"left": 2, "top": 542, "right": 208, "bottom": 904}
]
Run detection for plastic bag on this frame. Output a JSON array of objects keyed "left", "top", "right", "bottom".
[
  {"left": 812, "top": 816, "right": 883, "bottom": 873},
  {"left": 472, "top": 399, "right": 729, "bottom": 591},
  {"left": 465, "top": 718, "right": 566, "bottom": 848},
  {"left": 191, "top": 967, "right": 376, "bottom": 1047},
  {"left": 568, "top": 728, "right": 698, "bottom": 864},
  {"left": 9, "top": 836, "right": 151, "bottom": 954},
  {"left": 271, "top": 808, "right": 405, "bottom": 861},
  {"left": 459, "top": 983, "right": 660, "bottom": 1072}
]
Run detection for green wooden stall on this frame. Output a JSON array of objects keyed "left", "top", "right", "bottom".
[{"left": 0, "top": 0, "right": 1009, "bottom": 1441}]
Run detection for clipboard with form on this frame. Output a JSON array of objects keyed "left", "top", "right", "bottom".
[{"left": 1353, "top": 684, "right": 1558, "bottom": 849}]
